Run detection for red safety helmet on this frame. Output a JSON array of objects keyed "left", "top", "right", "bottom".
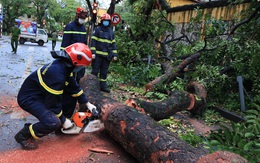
[
  {"left": 100, "top": 13, "right": 111, "bottom": 21},
  {"left": 76, "top": 7, "right": 88, "bottom": 19},
  {"left": 65, "top": 43, "right": 92, "bottom": 66}
]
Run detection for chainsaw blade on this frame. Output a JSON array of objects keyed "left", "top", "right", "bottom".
[
  {"left": 83, "top": 119, "right": 104, "bottom": 132},
  {"left": 61, "top": 123, "right": 82, "bottom": 134}
]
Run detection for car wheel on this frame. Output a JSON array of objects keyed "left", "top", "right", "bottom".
[
  {"left": 38, "top": 40, "right": 44, "bottom": 46},
  {"left": 19, "top": 38, "right": 25, "bottom": 44}
]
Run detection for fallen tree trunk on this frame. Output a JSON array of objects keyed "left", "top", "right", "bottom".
[
  {"left": 145, "top": 52, "right": 201, "bottom": 92},
  {"left": 132, "top": 81, "right": 207, "bottom": 120},
  {"left": 80, "top": 74, "right": 209, "bottom": 162},
  {"left": 79, "top": 74, "right": 247, "bottom": 162}
]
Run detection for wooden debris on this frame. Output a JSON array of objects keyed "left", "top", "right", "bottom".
[{"left": 88, "top": 148, "right": 114, "bottom": 154}]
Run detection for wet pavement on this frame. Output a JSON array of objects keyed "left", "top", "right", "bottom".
[
  {"left": 0, "top": 35, "right": 54, "bottom": 96},
  {"left": 0, "top": 36, "right": 138, "bottom": 162},
  {"left": 0, "top": 36, "right": 54, "bottom": 151}
]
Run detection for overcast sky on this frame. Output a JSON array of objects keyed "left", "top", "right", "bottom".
[{"left": 97, "top": 0, "right": 110, "bottom": 9}]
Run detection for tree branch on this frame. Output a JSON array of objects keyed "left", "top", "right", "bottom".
[{"left": 229, "top": 4, "right": 260, "bottom": 35}]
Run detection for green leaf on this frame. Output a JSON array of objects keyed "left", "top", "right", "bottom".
[
  {"left": 245, "top": 132, "right": 255, "bottom": 138},
  {"left": 231, "top": 122, "right": 236, "bottom": 131},
  {"left": 224, "top": 129, "right": 232, "bottom": 143},
  {"left": 247, "top": 120, "right": 256, "bottom": 124},
  {"left": 255, "top": 142, "right": 260, "bottom": 147},
  {"left": 210, "top": 140, "right": 221, "bottom": 146},
  {"left": 250, "top": 148, "right": 260, "bottom": 154},
  {"left": 232, "top": 134, "right": 240, "bottom": 146},
  {"left": 245, "top": 115, "right": 257, "bottom": 120},
  {"left": 246, "top": 110, "right": 259, "bottom": 115},
  {"left": 211, "top": 133, "right": 224, "bottom": 144},
  {"left": 238, "top": 139, "right": 247, "bottom": 148},
  {"left": 244, "top": 142, "right": 253, "bottom": 151}
]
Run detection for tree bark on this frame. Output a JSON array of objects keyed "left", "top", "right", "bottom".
[
  {"left": 79, "top": 74, "right": 247, "bottom": 162},
  {"left": 79, "top": 74, "right": 209, "bottom": 162},
  {"left": 133, "top": 88, "right": 206, "bottom": 120},
  {"left": 145, "top": 52, "right": 201, "bottom": 92}
]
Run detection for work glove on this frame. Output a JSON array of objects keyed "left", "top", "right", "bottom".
[
  {"left": 79, "top": 102, "right": 99, "bottom": 118},
  {"left": 113, "top": 56, "right": 117, "bottom": 61},
  {"left": 87, "top": 102, "right": 99, "bottom": 118},
  {"left": 87, "top": 102, "right": 97, "bottom": 113},
  {"left": 62, "top": 118, "right": 73, "bottom": 129},
  {"left": 92, "top": 54, "right": 96, "bottom": 59},
  {"left": 79, "top": 102, "right": 97, "bottom": 112}
]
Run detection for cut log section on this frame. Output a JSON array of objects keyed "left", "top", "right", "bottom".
[{"left": 79, "top": 74, "right": 247, "bottom": 162}]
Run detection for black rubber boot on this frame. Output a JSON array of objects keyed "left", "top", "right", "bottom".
[
  {"left": 14, "top": 123, "right": 38, "bottom": 150},
  {"left": 100, "top": 81, "right": 110, "bottom": 93},
  {"left": 54, "top": 128, "right": 64, "bottom": 135}
]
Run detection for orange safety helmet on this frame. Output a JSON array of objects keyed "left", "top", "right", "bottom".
[
  {"left": 76, "top": 7, "right": 88, "bottom": 19},
  {"left": 65, "top": 43, "right": 92, "bottom": 66},
  {"left": 100, "top": 13, "right": 111, "bottom": 21}
]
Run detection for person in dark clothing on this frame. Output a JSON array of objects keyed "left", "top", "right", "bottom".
[
  {"left": 60, "top": 7, "right": 88, "bottom": 118},
  {"left": 51, "top": 30, "right": 58, "bottom": 50},
  {"left": 61, "top": 6, "right": 88, "bottom": 82},
  {"left": 90, "top": 13, "right": 118, "bottom": 93},
  {"left": 10, "top": 22, "right": 21, "bottom": 54},
  {"left": 15, "top": 43, "right": 97, "bottom": 150}
]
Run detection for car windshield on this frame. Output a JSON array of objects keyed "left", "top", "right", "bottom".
[{"left": 38, "top": 29, "right": 46, "bottom": 35}]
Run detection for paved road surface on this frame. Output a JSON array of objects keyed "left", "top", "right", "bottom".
[
  {"left": 0, "top": 36, "right": 58, "bottom": 151},
  {"left": 0, "top": 36, "right": 55, "bottom": 96},
  {"left": 0, "top": 36, "right": 137, "bottom": 162}
]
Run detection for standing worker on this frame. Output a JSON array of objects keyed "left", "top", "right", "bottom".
[
  {"left": 60, "top": 7, "right": 88, "bottom": 119},
  {"left": 10, "top": 22, "right": 21, "bottom": 54},
  {"left": 60, "top": 6, "right": 88, "bottom": 82},
  {"left": 90, "top": 13, "right": 118, "bottom": 93},
  {"left": 14, "top": 43, "right": 97, "bottom": 150},
  {"left": 51, "top": 30, "right": 58, "bottom": 51}
]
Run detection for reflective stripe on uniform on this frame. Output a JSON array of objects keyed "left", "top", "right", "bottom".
[
  {"left": 90, "top": 47, "right": 96, "bottom": 50},
  {"left": 63, "top": 31, "right": 86, "bottom": 34},
  {"left": 71, "top": 90, "right": 83, "bottom": 97},
  {"left": 99, "top": 78, "right": 106, "bottom": 82},
  {"left": 29, "top": 124, "right": 39, "bottom": 139},
  {"left": 37, "top": 68, "right": 63, "bottom": 95},
  {"left": 112, "top": 50, "right": 117, "bottom": 53},
  {"left": 92, "top": 36, "right": 113, "bottom": 44},
  {"left": 56, "top": 110, "right": 63, "bottom": 117},
  {"left": 96, "top": 50, "right": 109, "bottom": 56}
]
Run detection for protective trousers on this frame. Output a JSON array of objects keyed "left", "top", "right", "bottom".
[
  {"left": 52, "top": 40, "right": 56, "bottom": 50},
  {"left": 18, "top": 98, "right": 62, "bottom": 139},
  {"left": 11, "top": 39, "right": 18, "bottom": 52},
  {"left": 91, "top": 55, "right": 110, "bottom": 85}
]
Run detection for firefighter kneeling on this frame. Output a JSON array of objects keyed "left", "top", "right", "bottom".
[{"left": 15, "top": 43, "right": 96, "bottom": 150}]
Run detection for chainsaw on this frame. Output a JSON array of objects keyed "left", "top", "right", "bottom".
[{"left": 61, "top": 109, "right": 104, "bottom": 134}]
